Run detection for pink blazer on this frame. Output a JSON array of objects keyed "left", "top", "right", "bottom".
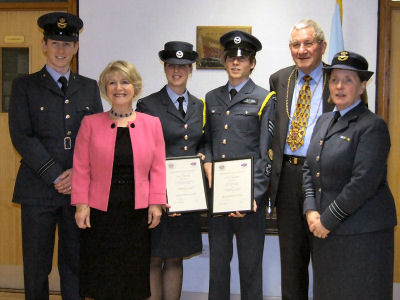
[{"left": 71, "top": 112, "right": 166, "bottom": 211}]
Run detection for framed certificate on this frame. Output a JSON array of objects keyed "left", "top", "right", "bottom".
[
  {"left": 166, "top": 156, "right": 208, "bottom": 214},
  {"left": 211, "top": 157, "right": 254, "bottom": 215}
]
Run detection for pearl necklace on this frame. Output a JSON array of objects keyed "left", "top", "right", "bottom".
[{"left": 110, "top": 108, "right": 133, "bottom": 118}]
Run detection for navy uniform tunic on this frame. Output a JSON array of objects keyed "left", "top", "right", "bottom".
[
  {"left": 9, "top": 66, "right": 103, "bottom": 205},
  {"left": 303, "top": 103, "right": 397, "bottom": 300},
  {"left": 8, "top": 66, "right": 102, "bottom": 300},
  {"left": 204, "top": 78, "right": 276, "bottom": 300},
  {"left": 136, "top": 86, "right": 205, "bottom": 257}
]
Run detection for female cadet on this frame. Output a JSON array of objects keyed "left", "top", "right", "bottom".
[{"left": 136, "top": 41, "right": 205, "bottom": 300}]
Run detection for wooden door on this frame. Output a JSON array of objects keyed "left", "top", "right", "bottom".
[
  {"left": 388, "top": 8, "right": 400, "bottom": 283},
  {"left": 0, "top": 10, "right": 61, "bottom": 290}
]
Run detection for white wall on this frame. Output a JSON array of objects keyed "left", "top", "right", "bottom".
[
  {"left": 78, "top": 0, "right": 379, "bottom": 297},
  {"left": 79, "top": 0, "right": 378, "bottom": 110}
]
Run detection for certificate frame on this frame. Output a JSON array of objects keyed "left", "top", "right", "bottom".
[
  {"left": 165, "top": 156, "right": 208, "bottom": 214},
  {"left": 211, "top": 157, "right": 254, "bottom": 215}
]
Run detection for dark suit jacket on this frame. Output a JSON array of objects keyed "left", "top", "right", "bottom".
[
  {"left": 303, "top": 103, "right": 397, "bottom": 234},
  {"left": 269, "top": 65, "right": 334, "bottom": 209},
  {"left": 9, "top": 66, "right": 103, "bottom": 206},
  {"left": 136, "top": 86, "right": 205, "bottom": 157},
  {"left": 204, "top": 79, "right": 276, "bottom": 206}
]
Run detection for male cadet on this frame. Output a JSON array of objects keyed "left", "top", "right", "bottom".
[
  {"left": 268, "top": 20, "right": 334, "bottom": 300},
  {"left": 203, "top": 30, "right": 276, "bottom": 300},
  {"left": 8, "top": 12, "right": 102, "bottom": 300}
]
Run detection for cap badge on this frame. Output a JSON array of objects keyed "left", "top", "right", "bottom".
[
  {"left": 234, "top": 36, "right": 241, "bottom": 44},
  {"left": 176, "top": 50, "right": 183, "bottom": 58},
  {"left": 338, "top": 51, "right": 349, "bottom": 61},
  {"left": 57, "top": 17, "right": 67, "bottom": 29}
]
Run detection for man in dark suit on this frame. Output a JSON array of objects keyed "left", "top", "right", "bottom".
[
  {"left": 268, "top": 19, "right": 334, "bottom": 300},
  {"left": 203, "top": 30, "right": 276, "bottom": 300},
  {"left": 8, "top": 12, "right": 102, "bottom": 300}
]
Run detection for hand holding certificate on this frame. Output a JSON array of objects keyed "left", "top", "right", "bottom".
[
  {"left": 211, "top": 157, "right": 254, "bottom": 215},
  {"left": 166, "top": 156, "right": 208, "bottom": 214}
]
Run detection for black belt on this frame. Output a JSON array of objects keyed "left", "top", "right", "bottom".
[{"left": 283, "top": 155, "right": 306, "bottom": 165}]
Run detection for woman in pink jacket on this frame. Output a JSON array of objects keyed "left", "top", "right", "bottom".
[{"left": 71, "top": 60, "right": 166, "bottom": 300}]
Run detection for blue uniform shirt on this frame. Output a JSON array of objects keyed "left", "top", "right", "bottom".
[
  {"left": 45, "top": 64, "right": 71, "bottom": 89},
  {"left": 228, "top": 78, "right": 249, "bottom": 100},
  {"left": 166, "top": 84, "right": 188, "bottom": 113}
]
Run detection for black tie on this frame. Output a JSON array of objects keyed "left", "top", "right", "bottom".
[
  {"left": 177, "top": 96, "right": 185, "bottom": 118},
  {"left": 328, "top": 111, "right": 341, "bottom": 133},
  {"left": 58, "top": 76, "right": 68, "bottom": 95},
  {"left": 229, "top": 88, "right": 237, "bottom": 100}
]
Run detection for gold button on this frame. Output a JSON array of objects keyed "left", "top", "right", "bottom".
[
  {"left": 65, "top": 99, "right": 70, "bottom": 104},
  {"left": 316, "top": 172, "right": 320, "bottom": 178},
  {"left": 319, "top": 140, "right": 323, "bottom": 146},
  {"left": 67, "top": 131, "right": 72, "bottom": 136},
  {"left": 224, "top": 124, "right": 228, "bottom": 130},
  {"left": 184, "top": 135, "right": 188, "bottom": 140},
  {"left": 221, "top": 154, "right": 226, "bottom": 159},
  {"left": 318, "top": 188, "right": 322, "bottom": 193},
  {"left": 40, "top": 107, "right": 44, "bottom": 111},
  {"left": 222, "top": 139, "right": 227, "bottom": 144},
  {"left": 184, "top": 146, "right": 188, "bottom": 151},
  {"left": 226, "top": 110, "right": 230, "bottom": 116},
  {"left": 184, "top": 124, "right": 188, "bottom": 129},
  {"left": 316, "top": 156, "right": 320, "bottom": 161},
  {"left": 65, "top": 114, "right": 70, "bottom": 119}
]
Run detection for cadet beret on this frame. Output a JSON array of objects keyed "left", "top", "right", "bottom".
[
  {"left": 323, "top": 51, "right": 374, "bottom": 81},
  {"left": 220, "top": 30, "right": 262, "bottom": 57},
  {"left": 159, "top": 41, "right": 199, "bottom": 65},
  {"left": 37, "top": 12, "right": 83, "bottom": 42}
]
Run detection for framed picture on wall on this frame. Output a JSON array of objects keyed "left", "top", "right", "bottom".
[{"left": 196, "top": 25, "right": 251, "bottom": 69}]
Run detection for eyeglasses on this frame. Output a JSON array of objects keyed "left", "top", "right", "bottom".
[{"left": 290, "top": 41, "right": 319, "bottom": 50}]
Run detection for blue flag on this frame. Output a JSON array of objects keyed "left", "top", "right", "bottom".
[{"left": 329, "top": 1, "right": 344, "bottom": 63}]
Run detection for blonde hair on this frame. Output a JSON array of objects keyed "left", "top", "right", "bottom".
[{"left": 98, "top": 60, "right": 142, "bottom": 101}]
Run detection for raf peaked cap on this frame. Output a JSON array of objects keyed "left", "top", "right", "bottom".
[
  {"left": 220, "top": 30, "right": 262, "bottom": 57},
  {"left": 323, "top": 51, "right": 374, "bottom": 81},
  {"left": 159, "top": 41, "right": 199, "bottom": 65},
  {"left": 37, "top": 12, "right": 83, "bottom": 42}
]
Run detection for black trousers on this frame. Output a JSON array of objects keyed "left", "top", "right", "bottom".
[
  {"left": 208, "top": 204, "right": 266, "bottom": 300},
  {"left": 21, "top": 203, "right": 82, "bottom": 300},
  {"left": 276, "top": 162, "right": 313, "bottom": 300}
]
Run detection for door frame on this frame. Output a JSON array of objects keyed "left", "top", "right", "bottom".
[{"left": 377, "top": 0, "right": 400, "bottom": 283}]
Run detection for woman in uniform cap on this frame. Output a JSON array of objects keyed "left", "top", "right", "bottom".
[
  {"left": 136, "top": 41, "right": 204, "bottom": 300},
  {"left": 303, "top": 51, "right": 397, "bottom": 299}
]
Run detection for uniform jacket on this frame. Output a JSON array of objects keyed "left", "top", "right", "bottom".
[
  {"left": 136, "top": 86, "right": 205, "bottom": 157},
  {"left": 204, "top": 79, "right": 276, "bottom": 206},
  {"left": 71, "top": 112, "right": 166, "bottom": 211},
  {"left": 9, "top": 66, "right": 103, "bottom": 206},
  {"left": 269, "top": 65, "right": 334, "bottom": 209},
  {"left": 303, "top": 103, "right": 397, "bottom": 235}
]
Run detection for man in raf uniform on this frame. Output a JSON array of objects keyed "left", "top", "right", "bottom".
[
  {"left": 268, "top": 20, "right": 333, "bottom": 300},
  {"left": 8, "top": 12, "right": 102, "bottom": 300},
  {"left": 203, "top": 30, "right": 276, "bottom": 300}
]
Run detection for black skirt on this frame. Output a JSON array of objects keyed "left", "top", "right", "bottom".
[
  {"left": 312, "top": 228, "right": 394, "bottom": 300},
  {"left": 79, "top": 127, "right": 150, "bottom": 300}
]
